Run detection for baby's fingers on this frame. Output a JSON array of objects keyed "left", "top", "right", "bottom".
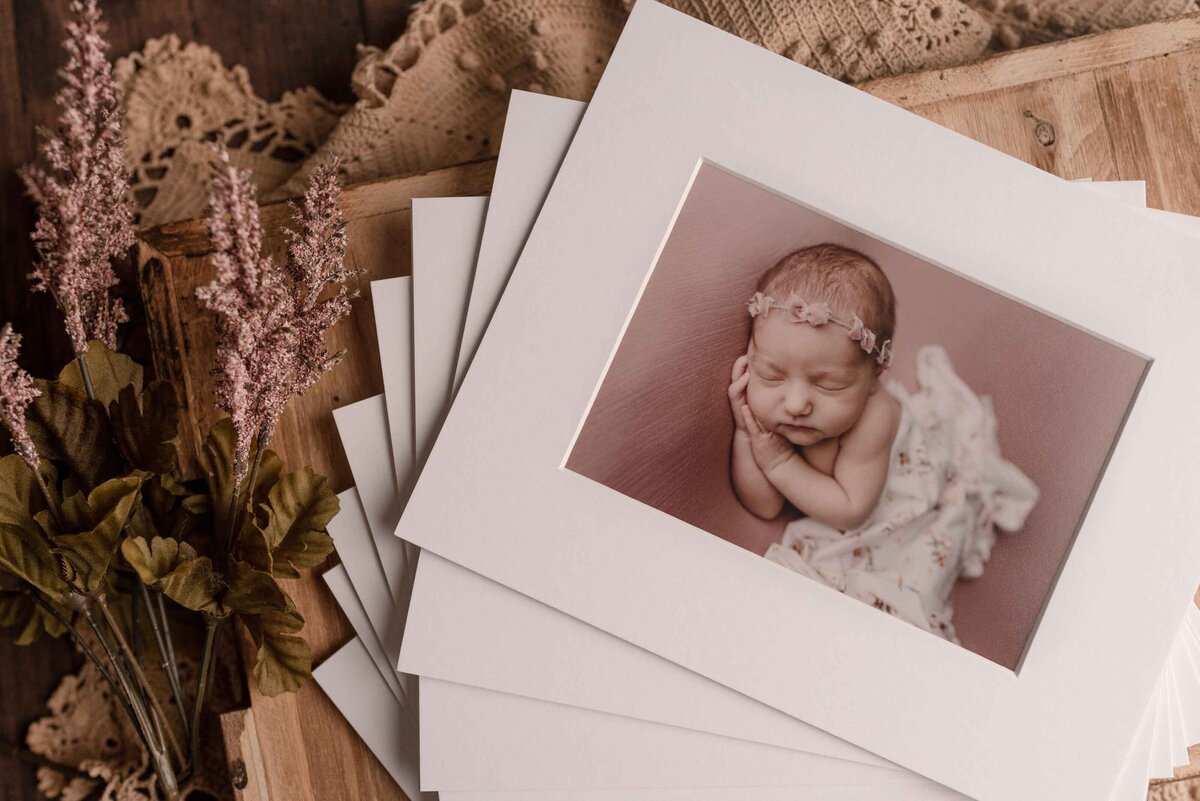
[
  {"left": 731, "top": 354, "right": 748, "bottom": 381},
  {"left": 740, "top": 404, "right": 761, "bottom": 434}
]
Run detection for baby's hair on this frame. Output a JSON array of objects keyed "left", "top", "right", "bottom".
[{"left": 754, "top": 244, "right": 896, "bottom": 349}]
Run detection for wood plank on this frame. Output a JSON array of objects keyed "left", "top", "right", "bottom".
[
  {"left": 907, "top": 70, "right": 1119, "bottom": 180},
  {"left": 861, "top": 12, "right": 1200, "bottom": 105},
  {"left": 359, "top": 0, "right": 413, "bottom": 49},
  {"left": 185, "top": 0, "right": 365, "bottom": 104},
  {"left": 1094, "top": 50, "right": 1200, "bottom": 214}
]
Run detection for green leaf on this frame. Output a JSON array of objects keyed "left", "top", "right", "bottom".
[
  {"left": 200, "top": 419, "right": 239, "bottom": 543},
  {"left": 201, "top": 418, "right": 282, "bottom": 548},
  {"left": 258, "top": 468, "right": 337, "bottom": 578},
  {"left": 120, "top": 535, "right": 196, "bottom": 584},
  {"left": 0, "top": 524, "right": 70, "bottom": 601},
  {"left": 51, "top": 476, "right": 143, "bottom": 594},
  {"left": 243, "top": 597, "right": 310, "bottom": 696},
  {"left": 0, "top": 455, "right": 45, "bottom": 532},
  {"left": 58, "top": 340, "right": 143, "bottom": 409},
  {"left": 158, "top": 556, "right": 224, "bottom": 617},
  {"left": 130, "top": 474, "right": 203, "bottom": 542},
  {"left": 120, "top": 535, "right": 224, "bottom": 616},
  {"left": 223, "top": 560, "right": 289, "bottom": 617},
  {"left": 0, "top": 590, "right": 68, "bottom": 645},
  {"left": 232, "top": 523, "right": 273, "bottom": 574},
  {"left": 25, "top": 379, "right": 121, "bottom": 491},
  {"left": 58, "top": 491, "right": 91, "bottom": 533},
  {"left": 0, "top": 457, "right": 69, "bottom": 601},
  {"left": 109, "top": 382, "right": 179, "bottom": 474}
]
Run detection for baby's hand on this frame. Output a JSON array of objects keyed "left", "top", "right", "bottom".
[
  {"left": 728, "top": 354, "right": 751, "bottom": 432},
  {"left": 741, "top": 405, "right": 796, "bottom": 474}
]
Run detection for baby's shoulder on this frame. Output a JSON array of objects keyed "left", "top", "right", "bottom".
[{"left": 844, "top": 389, "right": 902, "bottom": 455}]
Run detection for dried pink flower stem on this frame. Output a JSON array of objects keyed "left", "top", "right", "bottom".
[
  {"left": 18, "top": 0, "right": 134, "bottom": 358},
  {"left": 198, "top": 146, "right": 357, "bottom": 494},
  {"left": 0, "top": 325, "right": 60, "bottom": 532},
  {"left": 0, "top": 324, "right": 42, "bottom": 474}
]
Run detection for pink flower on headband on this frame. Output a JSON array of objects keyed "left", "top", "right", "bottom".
[
  {"left": 746, "top": 292, "right": 773, "bottom": 317},
  {"left": 745, "top": 294, "right": 895, "bottom": 366},
  {"left": 848, "top": 315, "right": 877, "bottom": 353},
  {"left": 783, "top": 294, "right": 832, "bottom": 325}
]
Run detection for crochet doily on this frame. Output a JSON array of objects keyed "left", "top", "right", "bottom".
[
  {"left": 965, "top": 0, "right": 1200, "bottom": 52},
  {"left": 26, "top": 627, "right": 208, "bottom": 801},
  {"left": 115, "top": 0, "right": 1199, "bottom": 218},
  {"left": 114, "top": 34, "right": 346, "bottom": 228}
]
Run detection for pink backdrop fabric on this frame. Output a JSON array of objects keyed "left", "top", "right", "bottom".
[{"left": 566, "top": 162, "right": 1147, "bottom": 670}]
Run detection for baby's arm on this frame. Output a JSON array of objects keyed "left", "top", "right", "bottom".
[
  {"left": 728, "top": 355, "right": 785, "bottom": 519},
  {"left": 732, "top": 429, "right": 785, "bottom": 519},
  {"left": 745, "top": 393, "right": 898, "bottom": 530}
]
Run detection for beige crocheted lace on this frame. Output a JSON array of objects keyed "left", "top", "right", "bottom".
[
  {"left": 24, "top": 627, "right": 232, "bottom": 801},
  {"left": 965, "top": 0, "right": 1200, "bottom": 51},
  {"left": 650, "top": 0, "right": 992, "bottom": 83},
  {"left": 270, "top": 0, "right": 630, "bottom": 199},
  {"left": 113, "top": 0, "right": 1199, "bottom": 220},
  {"left": 114, "top": 34, "right": 346, "bottom": 228}
]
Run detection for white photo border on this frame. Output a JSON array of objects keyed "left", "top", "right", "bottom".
[{"left": 396, "top": 4, "right": 1200, "bottom": 799}]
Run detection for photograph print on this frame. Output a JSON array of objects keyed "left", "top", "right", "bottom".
[{"left": 565, "top": 161, "right": 1149, "bottom": 670}]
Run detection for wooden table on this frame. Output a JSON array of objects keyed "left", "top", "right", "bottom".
[{"left": 134, "top": 13, "right": 1200, "bottom": 801}]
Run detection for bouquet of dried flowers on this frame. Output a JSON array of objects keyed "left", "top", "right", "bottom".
[{"left": 0, "top": 2, "right": 355, "bottom": 797}]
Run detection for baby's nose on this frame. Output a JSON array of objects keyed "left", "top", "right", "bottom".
[{"left": 784, "top": 384, "right": 812, "bottom": 416}]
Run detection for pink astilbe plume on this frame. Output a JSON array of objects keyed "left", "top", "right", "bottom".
[
  {"left": 18, "top": 0, "right": 135, "bottom": 353},
  {"left": 283, "top": 157, "right": 360, "bottom": 398},
  {"left": 0, "top": 325, "right": 43, "bottom": 473},
  {"left": 198, "top": 145, "right": 357, "bottom": 484}
]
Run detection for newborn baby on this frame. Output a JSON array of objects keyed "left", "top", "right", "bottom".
[{"left": 730, "top": 244, "right": 1039, "bottom": 642}]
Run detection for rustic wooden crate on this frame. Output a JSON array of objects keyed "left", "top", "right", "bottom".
[{"left": 134, "top": 14, "right": 1200, "bottom": 800}]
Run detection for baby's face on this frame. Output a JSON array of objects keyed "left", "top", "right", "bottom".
[{"left": 745, "top": 313, "right": 879, "bottom": 447}]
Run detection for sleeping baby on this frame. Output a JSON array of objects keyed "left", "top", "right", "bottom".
[{"left": 729, "top": 243, "right": 1039, "bottom": 642}]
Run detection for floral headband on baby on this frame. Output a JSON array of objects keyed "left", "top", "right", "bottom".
[{"left": 747, "top": 291, "right": 893, "bottom": 368}]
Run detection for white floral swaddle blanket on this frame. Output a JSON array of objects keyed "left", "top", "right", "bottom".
[{"left": 765, "top": 345, "right": 1040, "bottom": 642}]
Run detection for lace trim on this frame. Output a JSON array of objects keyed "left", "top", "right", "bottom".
[{"left": 114, "top": 34, "right": 346, "bottom": 228}]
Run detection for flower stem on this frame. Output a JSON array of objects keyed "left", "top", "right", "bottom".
[
  {"left": 96, "top": 596, "right": 186, "bottom": 768},
  {"left": 138, "top": 581, "right": 191, "bottom": 744},
  {"left": 74, "top": 352, "right": 96, "bottom": 402},
  {"left": 29, "top": 467, "right": 66, "bottom": 536},
  {"left": 190, "top": 617, "right": 220, "bottom": 772},
  {"left": 227, "top": 428, "right": 271, "bottom": 557},
  {"left": 80, "top": 598, "right": 179, "bottom": 799},
  {"left": 31, "top": 592, "right": 127, "bottom": 719}
]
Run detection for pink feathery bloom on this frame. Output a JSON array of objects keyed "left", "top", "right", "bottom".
[
  {"left": 198, "top": 145, "right": 356, "bottom": 485},
  {"left": 18, "top": 0, "right": 134, "bottom": 354},
  {"left": 283, "top": 157, "right": 359, "bottom": 398},
  {"left": 0, "top": 325, "right": 43, "bottom": 473},
  {"left": 197, "top": 144, "right": 292, "bottom": 482}
]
